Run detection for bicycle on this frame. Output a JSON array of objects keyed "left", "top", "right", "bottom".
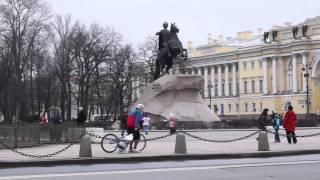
[{"left": 100, "top": 133, "right": 147, "bottom": 153}]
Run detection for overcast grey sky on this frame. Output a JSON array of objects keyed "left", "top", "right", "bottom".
[{"left": 45, "top": 0, "right": 320, "bottom": 47}]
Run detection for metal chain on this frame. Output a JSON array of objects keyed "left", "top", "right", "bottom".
[
  {"left": 0, "top": 133, "right": 86, "bottom": 158},
  {"left": 85, "top": 131, "right": 104, "bottom": 139},
  {"left": 179, "top": 129, "right": 259, "bottom": 143},
  {"left": 95, "top": 132, "right": 174, "bottom": 142},
  {"left": 145, "top": 133, "right": 174, "bottom": 142},
  {"left": 266, "top": 129, "right": 320, "bottom": 138}
]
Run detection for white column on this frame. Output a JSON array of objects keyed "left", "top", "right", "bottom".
[
  {"left": 191, "top": 68, "right": 195, "bottom": 75},
  {"left": 232, "top": 63, "right": 237, "bottom": 96},
  {"left": 292, "top": 54, "right": 297, "bottom": 93},
  {"left": 225, "top": 64, "right": 229, "bottom": 96},
  {"left": 279, "top": 56, "right": 285, "bottom": 92},
  {"left": 211, "top": 66, "right": 215, "bottom": 97},
  {"left": 137, "top": 76, "right": 141, "bottom": 98},
  {"left": 197, "top": 67, "right": 202, "bottom": 75},
  {"left": 218, "top": 65, "right": 222, "bottom": 96},
  {"left": 263, "top": 58, "right": 268, "bottom": 94},
  {"left": 272, "top": 57, "right": 277, "bottom": 94},
  {"left": 302, "top": 53, "right": 307, "bottom": 92},
  {"left": 204, "top": 66, "right": 208, "bottom": 97}
]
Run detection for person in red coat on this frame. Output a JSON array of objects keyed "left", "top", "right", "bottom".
[{"left": 283, "top": 105, "right": 297, "bottom": 144}]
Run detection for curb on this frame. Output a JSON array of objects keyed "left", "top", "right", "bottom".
[{"left": 1, "top": 149, "right": 320, "bottom": 169}]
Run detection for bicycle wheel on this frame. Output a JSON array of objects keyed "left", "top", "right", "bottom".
[
  {"left": 135, "top": 133, "right": 147, "bottom": 152},
  {"left": 101, "top": 134, "right": 119, "bottom": 153}
]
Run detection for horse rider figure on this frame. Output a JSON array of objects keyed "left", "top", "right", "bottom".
[
  {"left": 292, "top": 26, "right": 298, "bottom": 39},
  {"left": 156, "top": 22, "right": 171, "bottom": 58},
  {"left": 263, "top": 32, "right": 269, "bottom": 43},
  {"left": 302, "top": 25, "right": 308, "bottom": 37}
]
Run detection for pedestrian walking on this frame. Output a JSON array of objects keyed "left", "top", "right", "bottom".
[
  {"left": 283, "top": 105, "right": 297, "bottom": 144},
  {"left": 40, "top": 114, "right": 47, "bottom": 124},
  {"left": 142, "top": 113, "right": 150, "bottom": 135},
  {"left": 258, "top": 108, "right": 270, "bottom": 131},
  {"left": 256, "top": 108, "right": 269, "bottom": 141},
  {"left": 272, "top": 112, "right": 281, "bottom": 143},
  {"left": 77, "top": 107, "right": 86, "bottom": 125},
  {"left": 168, "top": 113, "right": 176, "bottom": 135},
  {"left": 126, "top": 104, "right": 144, "bottom": 153}
]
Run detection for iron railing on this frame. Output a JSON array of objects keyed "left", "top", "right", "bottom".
[{"left": 0, "top": 124, "right": 85, "bottom": 149}]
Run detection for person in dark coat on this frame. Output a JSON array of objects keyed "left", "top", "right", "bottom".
[
  {"left": 77, "top": 107, "right": 86, "bottom": 125},
  {"left": 283, "top": 105, "right": 297, "bottom": 144},
  {"left": 258, "top": 108, "right": 270, "bottom": 131}
]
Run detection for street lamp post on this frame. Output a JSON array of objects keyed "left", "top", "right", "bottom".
[
  {"left": 207, "top": 81, "right": 213, "bottom": 109},
  {"left": 302, "top": 65, "right": 312, "bottom": 115}
]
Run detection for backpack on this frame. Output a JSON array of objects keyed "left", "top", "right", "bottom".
[{"left": 126, "top": 114, "right": 135, "bottom": 128}]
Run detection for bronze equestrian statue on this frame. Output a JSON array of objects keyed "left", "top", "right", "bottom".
[{"left": 154, "top": 22, "right": 187, "bottom": 80}]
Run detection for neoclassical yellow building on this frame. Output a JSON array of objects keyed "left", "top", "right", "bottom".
[{"left": 184, "top": 16, "right": 320, "bottom": 116}]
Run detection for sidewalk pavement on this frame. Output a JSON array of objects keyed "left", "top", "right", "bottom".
[{"left": 0, "top": 128, "right": 320, "bottom": 168}]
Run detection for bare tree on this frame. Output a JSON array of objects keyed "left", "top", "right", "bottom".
[
  {"left": 0, "top": 0, "right": 50, "bottom": 123},
  {"left": 138, "top": 35, "right": 158, "bottom": 80},
  {"left": 107, "top": 45, "right": 140, "bottom": 128},
  {"left": 71, "top": 23, "right": 121, "bottom": 121},
  {"left": 51, "top": 15, "right": 78, "bottom": 121}
]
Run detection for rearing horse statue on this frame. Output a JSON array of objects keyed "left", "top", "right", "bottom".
[{"left": 154, "top": 23, "right": 187, "bottom": 80}]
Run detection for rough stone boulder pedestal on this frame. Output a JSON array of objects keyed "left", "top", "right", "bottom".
[{"left": 135, "top": 75, "right": 220, "bottom": 125}]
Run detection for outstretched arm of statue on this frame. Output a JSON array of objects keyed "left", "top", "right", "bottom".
[{"left": 156, "top": 31, "right": 160, "bottom": 35}]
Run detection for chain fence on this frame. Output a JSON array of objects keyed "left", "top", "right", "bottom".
[
  {"left": 178, "top": 129, "right": 259, "bottom": 143},
  {"left": 0, "top": 131, "right": 174, "bottom": 158},
  {"left": 1, "top": 128, "right": 320, "bottom": 158},
  {"left": 266, "top": 129, "right": 320, "bottom": 138},
  {"left": 0, "top": 133, "right": 86, "bottom": 158}
]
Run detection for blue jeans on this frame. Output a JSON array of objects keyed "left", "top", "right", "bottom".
[{"left": 143, "top": 125, "right": 149, "bottom": 135}]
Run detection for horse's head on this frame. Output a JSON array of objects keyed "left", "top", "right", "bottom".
[{"left": 170, "top": 23, "right": 179, "bottom": 34}]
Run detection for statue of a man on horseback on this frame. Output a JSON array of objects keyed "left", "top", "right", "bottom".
[{"left": 154, "top": 22, "right": 187, "bottom": 80}]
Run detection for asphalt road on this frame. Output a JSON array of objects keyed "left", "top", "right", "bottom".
[{"left": 1, "top": 154, "right": 320, "bottom": 180}]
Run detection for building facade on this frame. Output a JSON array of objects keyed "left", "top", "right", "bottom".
[{"left": 186, "top": 17, "right": 320, "bottom": 116}]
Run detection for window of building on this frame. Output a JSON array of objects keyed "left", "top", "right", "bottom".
[
  {"left": 288, "top": 59, "right": 293, "bottom": 91},
  {"left": 244, "top": 81, "right": 248, "bottom": 94},
  {"left": 228, "top": 104, "right": 232, "bottom": 113},
  {"left": 236, "top": 104, "right": 239, "bottom": 112},
  {"left": 228, "top": 64, "right": 231, "bottom": 72},
  {"left": 251, "top": 61, "right": 255, "bottom": 69},
  {"left": 259, "top": 61, "right": 262, "bottom": 69},
  {"left": 251, "top": 80, "right": 255, "bottom": 93},
  {"left": 213, "top": 104, "right": 218, "bottom": 113},
  {"left": 229, "top": 82, "right": 232, "bottom": 96},
  {"left": 222, "top": 83, "right": 225, "bottom": 96},
  {"left": 214, "top": 83, "right": 218, "bottom": 97},
  {"left": 220, "top": 104, "right": 224, "bottom": 115},
  {"left": 260, "top": 103, "right": 263, "bottom": 112},
  {"left": 245, "top": 103, "right": 248, "bottom": 112},
  {"left": 252, "top": 103, "right": 256, "bottom": 112},
  {"left": 236, "top": 82, "right": 239, "bottom": 95},
  {"left": 243, "top": 62, "right": 247, "bottom": 70},
  {"left": 259, "top": 80, "right": 263, "bottom": 93}
]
